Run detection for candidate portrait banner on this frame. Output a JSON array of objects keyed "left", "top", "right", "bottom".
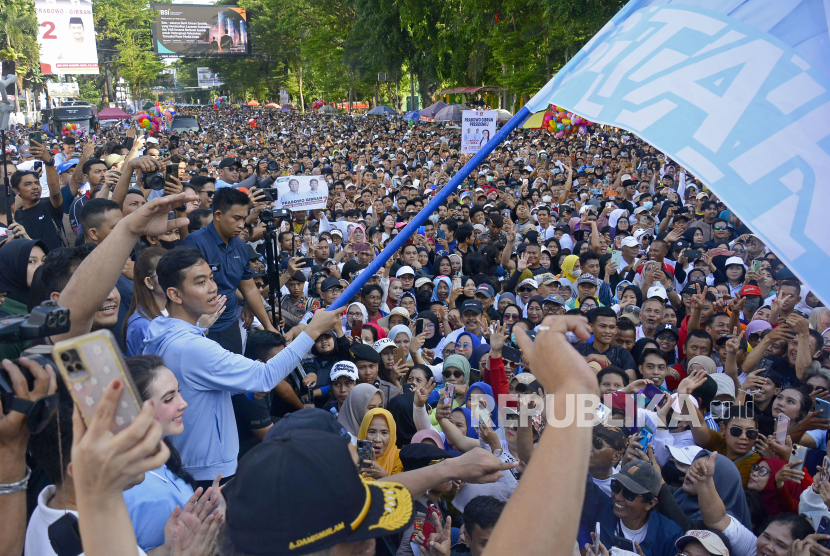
[
  {"left": 272, "top": 176, "right": 329, "bottom": 211},
  {"left": 461, "top": 110, "right": 497, "bottom": 154},
  {"left": 36, "top": 0, "right": 99, "bottom": 75},
  {"left": 525, "top": 0, "right": 830, "bottom": 305}
]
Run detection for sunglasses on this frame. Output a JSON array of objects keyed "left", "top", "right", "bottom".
[
  {"left": 729, "top": 425, "right": 759, "bottom": 440},
  {"left": 750, "top": 464, "right": 771, "bottom": 477},
  {"left": 610, "top": 479, "right": 652, "bottom": 502},
  {"left": 713, "top": 225, "right": 728, "bottom": 230},
  {"left": 519, "top": 287, "right": 535, "bottom": 293},
  {"left": 443, "top": 369, "right": 465, "bottom": 379},
  {"left": 205, "top": 190, "right": 215, "bottom": 197},
  {"left": 503, "top": 313, "right": 520, "bottom": 321},
  {"left": 456, "top": 342, "right": 473, "bottom": 350}
]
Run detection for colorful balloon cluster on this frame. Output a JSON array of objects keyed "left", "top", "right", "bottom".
[
  {"left": 61, "top": 122, "right": 85, "bottom": 137},
  {"left": 134, "top": 103, "right": 177, "bottom": 134},
  {"left": 542, "top": 106, "right": 591, "bottom": 138},
  {"left": 311, "top": 99, "right": 324, "bottom": 111}
]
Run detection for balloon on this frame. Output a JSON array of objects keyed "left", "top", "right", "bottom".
[
  {"left": 555, "top": 131, "right": 565, "bottom": 138},
  {"left": 562, "top": 118, "right": 570, "bottom": 125}
]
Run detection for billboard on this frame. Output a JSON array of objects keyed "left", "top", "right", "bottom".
[
  {"left": 35, "top": 0, "right": 100, "bottom": 75},
  {"left": 271, "top": 176, "right": 329, "bottom": 211},
  {"left": 461, "top": 110, "right": 497, "bottom": 154},
  {"left": 197, "top": 67, "right": 223, "bottom": 88},
  {"left": 46, "top": 82, "right": 80, "bottom": 98},
  {"left": 151, "top": 4, "right": 250, "bottom": 56}
]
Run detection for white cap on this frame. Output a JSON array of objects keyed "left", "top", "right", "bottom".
[
  {"left": 518, "top": 278, "right": 538, "bottom": 289},
  {"left": 330, "top": 361, "right": 359, "bottom": 382},
  {"left": 373, "top": 338, "right": 396, "bottom": 353},
  {"left": 330, "top": 229, "right": 343, "bottom": 237},
  {"left": 647, "top": 285, "right": 668, "bottom": 300},
  {"left": 633, "top": 206, "right": 650, "bottom": 215},
  {"left": 724, "top": 256, "right": 745, "bottom": 268},
  {"left": 633, "top": 229, "right": 653, "bottom": 241},
  {"left": 668, "top": 445, "right": 704, "bottom": 466},
  {"left": 146, "top": 137, "right": 160, "bottom": 144},
  {"left": 396, "top": 265, "right": 415, "bottom": 278},
  {"left": 620, "top": 236, "right": 640, "bottom": 248},
  {"left": 710, "top": 373, "right": 736, "bottom": 400}
]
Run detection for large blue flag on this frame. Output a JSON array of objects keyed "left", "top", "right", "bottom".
[{"left": 526, "top": 0, "right": 830, "bottom": 304}]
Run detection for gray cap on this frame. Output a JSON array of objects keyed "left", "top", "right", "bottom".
[
  {"left": 613, "top": 460, "right": 662, "bottom": 497},
  {"left": 543, "top": 294, "right": 566, "bottom": 307}
]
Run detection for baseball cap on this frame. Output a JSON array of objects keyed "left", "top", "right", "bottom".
[
  {"left": 330, "top": 229, "right": 343, "bottom": 237},
  {"left": 647, "top": 285, "right": 668, "bottom": 300},
  {"left": 667, "top": 445, "right": 704, "bottom": 466},
  {"left": 320, "top": 277, "right": 343, "bottom": 291},
  {"left": 740, "top": 284, "right": 763, "bottom": 297},
  {"left": 349, "top": 342, "right": 381, "bottom": 364},
  {"left": 676, "top": 530, "right": 730, "bottom": 556},
  {"left": 724, "top": 256, "right": 745, "bottom": 268},
  {"left": 633, "top": 229, "right": 653, "bottom": 242},
  {"left": 57, "top": 158, "right": 79, "bottom": 174},
  {"left": 459, "top": 299, "right": 483, "bottom": 315},
  {"left": 378, "top": 307, "right": 411, "bottom": 328},
  {"left": 18, "top": 145, "right": 31, "bottom": 157},
  {"left": 619, "top": 312, "right": 641, "bottom": 326},
  {"left": 105, "top": 153, "right": 126, "bottom": 168},
  {"left": 330, "top": 361, "right": 359, "bottom": 382},
  {"left": 372, "top": 338, "right": 396, "bottom": 354},
  {"left": 395, "top": 265, "right": 415, "bottom": 278},
  {"left": 745, "top": 320, "right": 772, "bottom": 336},
  {"left": 671, "top": 240, "right": 690, "bottom": 252},
  {"left": 620, "top": 236, "right": 640, "bottom": 248},
  {"left": 518, "top": 278, "right": 539, "bottom": 290},
  {"left": 613, "top": 460, "right": 662, "bottom": 497},
  {"left": 218, "top": 157, "right": 242, "bottom": 169},
  {"left": 776, "top": 267, "right": 796, "bottom": 280},
  {"left": 536, "top": 273, "right": 557, "bottom": 286},
  {"left": 655, "top": 323, "right": 678, "bottom": 339},
  {"left": 577, "top": 274, "right": 599, "bottom": 287},
  {"left": 224, "top": 429, "right": 412, "bottom": 555},
  {"left": 543, "top": 294, "right": 566, "bottom": 306},
  {"left": 145, "top": 136, "right": 160, "bottom": 145},
  {"left": 415, "top": 277, "right": 433, "bottom": 289},
  {"left": 475, "top": 284, "right": 495, "bottom": 298},
  {"left": 399, "top": 443, "right": 454, "bottom": 471}
]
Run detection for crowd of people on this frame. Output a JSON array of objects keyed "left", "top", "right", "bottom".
[{"left": 1, "top": 104, "right": 830, "bottom": 556}]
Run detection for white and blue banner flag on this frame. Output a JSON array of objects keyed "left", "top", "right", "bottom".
[{"left": 527, "top": 0, "right": 830, "bottom": 303}]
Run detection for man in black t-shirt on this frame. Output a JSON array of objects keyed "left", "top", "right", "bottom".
[
  {"left": 576, "top": 306, "right": 638, "bottom": 377},
  {"left": 12, "top": 141, "right": 64, "bottom": 250}
]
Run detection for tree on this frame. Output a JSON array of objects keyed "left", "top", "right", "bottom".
[{"left": 0, "top": 0, "right": 40, "bottom": 111}]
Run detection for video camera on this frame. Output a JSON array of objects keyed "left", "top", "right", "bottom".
[
  {"left": 259, "top": 206, "right": 291, "bottom": 224},
  {"left": 0, "top": 301, "right": 71, "bottom": 434}
]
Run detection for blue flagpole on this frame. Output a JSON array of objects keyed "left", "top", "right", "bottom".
[{"left": 327, "top": 105, "right": 532, "bottom": 312}]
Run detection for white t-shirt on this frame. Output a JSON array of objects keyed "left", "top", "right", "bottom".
[
  {"left": 619, "top": 521, "right": 648, "bottom": 545},
  {"left": 721, "top": 515, "right": 758, "bottom": 556},
  {"left": 592, "top": 475, "right": 613, "bottom": 497},
  {"left": 26, "top": 485, "right": 148, "bottom": 556}
]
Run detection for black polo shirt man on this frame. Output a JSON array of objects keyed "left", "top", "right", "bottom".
[{"left": 576, "top": 306, "right": 637, "bottom": 376}]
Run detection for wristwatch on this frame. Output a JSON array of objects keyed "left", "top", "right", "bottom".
[
  {"left": 492, "top": 448, "right": 503, "bottom": 457},
  {"left": 44, "top": 158, "right": 55, "bottom": 167},
  {"left": 666, "top": 286, "right": 674, "bottom": 292}
]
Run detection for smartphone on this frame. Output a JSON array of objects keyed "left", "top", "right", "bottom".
[
  {"left": 300, "top": 258, "right": 315, "bottom": 268},
  {"left": 29, "top": 131, "right": 42, "bottom": 145},
  {"left": 613, "top": 536, "right": 635, "bottom": 552},
  {"left": 415, "top": 319, "right": 424, "bottom": 336},
  {"left": 594, "top": 523, "right": 601, "bottom": 555},
  {"left": 351, "top": 320, "right": 363, "bottom": 339},
  {"left": 640, "top": 384, "right": 663, "bottom": 401},
  {"left": 452, "top": 276, "right": 462, "bottom": 290},
  {"left": 437, "top": 229, "right": 446, "bottom": 240},
  {"left": 356, "top": 439, "right": 374, "bottom": 470},
  {"left": 393, "top": 347, "right": 408, "bottom": 365},
  {"left": 637, "top": 414, "right": 657, "bottom": 451},
  {"left": 443, "top": 383, "right": 455, "bottom": 404},
  {"left": 502, "top": 346, "right": 522, "bottom": 363},
  {"left": 789, "top": 444, "right": 808, "bottom": 472},
  {"left": 159, "top": 147, "right": 170, "bottom": 157},
  {"left": 417, "top": 226, "right": 425, "bottom": 236},
  {"left": 165, "top": 163, "right": 178, "bottom": 182},
  {"left": 775, "top": 414, "right": 790, "bottom": 444},
  {"left": 817, "top": 517, "right": 830, "bottom": 548},
  {"left": 471, "top": 404, "right": 491, "bottom": 428},
  {"left": 52, "top": 330, "right": 143, "bottom": 433},
  {"left": 750, "top": 260, "right": 762, "bottom": 274},
  {"left": 686, "top": 250, "right": 702, "bottom": 260},
  {"left": 353, "top": 243, "right": 369, "bottom": 252},
  {"left": 817, "top": 398, "right": 830, "bottom": 420},
  {"left": 610, "top": 250, "right": 624, "bottom": 268},
  {"left": 421, "top": 504, "right": 441, "bottom": 549}
]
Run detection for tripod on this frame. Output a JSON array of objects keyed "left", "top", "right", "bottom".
[{"left": 261, "top": 219, "right": 283, "bottom": 331}]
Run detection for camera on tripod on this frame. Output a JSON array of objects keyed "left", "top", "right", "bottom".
[
  {"left": 0, "top": 301, "right": 71, "bottom": 434},
  {"left": 259, "top": 207, "right": 291, "bottom": 224}
]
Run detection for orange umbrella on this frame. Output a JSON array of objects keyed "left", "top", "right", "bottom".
[
  {"left": 265, "top": 103, "right": 280, "bottom": 108},
  {"left": 246, "top": 100, "right": 260, "bottom": 106}
]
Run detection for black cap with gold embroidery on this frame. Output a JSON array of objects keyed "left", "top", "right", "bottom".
[{"left": 224, "top": 429, "right": 413, "bottom": 555}]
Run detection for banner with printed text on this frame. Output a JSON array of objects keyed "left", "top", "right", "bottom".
[
  {"left": 272, "top": 176, "right": 329, "bottom": 211},
  {"left": 36, "top": 0, "right": 99, "bottom": 75},
  {"left": 461, "top": 110, "right": 497, "bottom": 154},
  {"left": 526, "top": 0, "right": 830, "bottom": 305}
]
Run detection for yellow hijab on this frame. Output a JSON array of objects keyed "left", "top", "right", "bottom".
[
  {"left": 560, "top": 254, "right": 580, "bottom": 283},
  {"left": 357, "top": 408, "right": 403, "bottom": 476}
]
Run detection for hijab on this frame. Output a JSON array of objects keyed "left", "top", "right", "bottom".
[
  {"left": 417, "top": 247, "right": 432, "bottom": 274},
  {"left": 810, "top": 308, "right": 828, "bottom": 331},
  {"left": 451, "top": 407, "right": 479, "bottom": 439},
  {"left": 456, "top": 332, "right": 481, "bottom": 360},
  {"left": 608, "top": 209, "right": 629, "bottom": 230},
  {"left": 687, "top": 356, "right": 717, "bottom": 375},
  {"left": 614, "top": 280, "right": 632, "bottom": 304},
  {"left": 386, "top": 279, "right": 401, "bottom": 309},
  {"left": 560, "top": 254, "right": 580, "bottom": 283},
  {"left": 349, "top": 224, "right": 366, "bottom": 243},
  {"left": 398, "top": 291, "right": 416, "bottom": 312},
  {"left": 470, "top": 345, "right": 491, "bottom": 370},
  {"left": 673, "top": 450, "right": 752, "bottom": 528},
  {"left": 419, "top": 310, "right": 442, "bottom": 349},
  {"left": 348, "top": 302, "right": 368, "bottom": 322},
  {"left": 466, "top": 381, "right": 499, "bottom": 428},
  {"left": 0, "top": 239, "right": 47, "bottom": 305},
  {"left": 338, "top": 383, "right": 384, "bottom": 436},
  {"left": 443, "top": 354, "right": 471, "bottom": 384},
  {"left": 387, "top": 386, "right": 417, "bottom": 447},
  {"left": 389, "top": 324, "right": 413, "bottom": 345},
  {"left": 756, "top": 457, "right": 813, "bottom": 516},
  {"left": 308, "top": 271, "right": 328, "bottom": 298},
  {"left": 431, "top": 276, "right": 452, "bottom": 302},
  {"left": 358, "top": 408, "right": 402, "bottom": 475}
]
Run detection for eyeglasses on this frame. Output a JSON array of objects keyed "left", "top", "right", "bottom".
[
  {"left": 443, "top": 369, "right": 465, "bottom": 379},
  {"left": 610, "top": 479, "right": 652, "bottom": 502},
  {"left": 205, "top": 190, "right": 215, "bottom": 197},
  {"left": 750, "top": 464, "right": 771, "bottom": 477},
  {"left": 656, "top": 334, "right": 676, "bottom": 342},
  {"left": 456, "top": 342, "right": 473, "bottom": 349},
  {"left": 519, "top": 287, "right": 535, "bottom": 293},
  {"left": 729, "top": 425, "right": 759, "bottom": 440},
  {"left": 543, "top": 305, "right": 561, "bottom": 313}
]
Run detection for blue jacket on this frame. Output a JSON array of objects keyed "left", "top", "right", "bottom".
[
  {"left": 124, "top": 464, "right": 193, "bottom": 551},
  {"left": 125, "top": 311, "right": 152, "bottom": 358},
  {"left": 143, "top": 316, "right": 314, "bottom": 480},
  {"left": 580, "top": 477, "right": 683, "bottom": 556}
]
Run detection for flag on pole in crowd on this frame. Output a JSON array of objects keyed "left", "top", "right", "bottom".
[{"left": 525, "top": 0, "right": 830, "bottom": 305}]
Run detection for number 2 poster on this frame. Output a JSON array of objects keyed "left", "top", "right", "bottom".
[{"left": 36, "top": 0, "right": 100, "bottom": 75}]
